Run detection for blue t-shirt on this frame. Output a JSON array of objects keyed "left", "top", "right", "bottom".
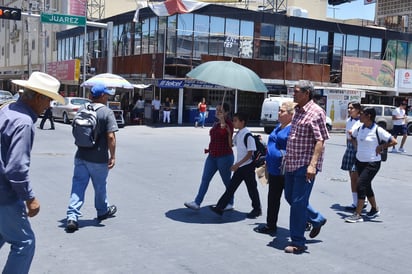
[{"left": 266, "top": 124, "right": 291, "bottom": 176}]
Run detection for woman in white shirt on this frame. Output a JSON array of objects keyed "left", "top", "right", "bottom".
[
  {"left": 341, "top": 101, "right": 362, "bottom": 211},
  {"left": 345, "top": 106, "right": 397, "bottom": 223}
]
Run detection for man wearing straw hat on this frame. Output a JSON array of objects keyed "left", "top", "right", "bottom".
[{"left": 0, "top": 72, "right": 64, "bottom": 274}]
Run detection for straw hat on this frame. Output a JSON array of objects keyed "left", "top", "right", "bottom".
[{"left": 12, "top": 72, "right": 64, "bottom": 104}]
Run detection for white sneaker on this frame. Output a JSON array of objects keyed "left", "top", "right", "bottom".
[
  {"left": 184, "top": 201, "right": 200, "bottom": 210},
  {"left": 399, "top": 148, "right": 406, "bottom": 153},
  {"left": 391, "top": 148, "right": 398, "bottom": 153},
  {"left": 195, "top": 121, "right": 198, "bottom": 128},
  {"left": 224, "top": 204, "right": 234, "bottom": 211}
]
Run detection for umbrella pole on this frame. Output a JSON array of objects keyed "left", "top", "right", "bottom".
[
  {"left": 234, "top": 89, "right": 238, "bottom": 113},
  {"left": 221, "top": 90, "right": 226, "bottom": 107}
]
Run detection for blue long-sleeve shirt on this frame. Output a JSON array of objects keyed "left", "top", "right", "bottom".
[
  {"left": 0, "top": 100, "right": 37, "bottom": 204},
  {"left": 266, "top": 124, "right": 291, "bottom": 176}
]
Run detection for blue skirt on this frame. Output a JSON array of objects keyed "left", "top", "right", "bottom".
[{"left": 341, "top": 142, "right": 356, "bottom": 171}]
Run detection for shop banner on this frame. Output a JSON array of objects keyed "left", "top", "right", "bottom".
[
  {"left": 397, "top": 69, "right": 412, "bottom": 89},
  {"left": 321, "top": 88, "right": 365, "bottom": 130},
  {"left": 70, "top": 0, "right": 86, "bottom": 16},
  {"left": 342, "top": 56, "right": 395, "bottom": 87},
  {"left": 46, "top": 60, "right": 80, "bottom": 82}
]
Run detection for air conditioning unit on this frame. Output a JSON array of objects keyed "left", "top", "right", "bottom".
[{"left": 286, "top": 6, "right": 308, "bottom": 18}]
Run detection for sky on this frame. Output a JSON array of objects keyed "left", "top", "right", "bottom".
[{"left": 326, "top": 0, "right": 376, "bottom": 20}]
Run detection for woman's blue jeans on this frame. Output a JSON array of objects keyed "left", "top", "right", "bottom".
[{"left": 195, "top": 154, "right": 234, "bottom": 206}]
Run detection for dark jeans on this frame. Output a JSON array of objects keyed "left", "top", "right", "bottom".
[
  {"left": 266, "top": 174, "right": 285, "bottom": 229},
  {"left": 355, "top": 160, "right": 380, "bottom": 200},
  {"left": 152, "top": 109, "right": 159, "bottom": 123},
  {"left": 40, "top": 108, "right": 54, "bottom": 129},
  {"left": 216, "top": 162, "right": 261, "bottom": 211}
]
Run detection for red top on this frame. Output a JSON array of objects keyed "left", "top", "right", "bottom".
[
  {"left": 208, "top": 118, "right": 233, "bottom": 157},
  {"left": 198, "top": 103, "right": 207, "bottom": 113}
]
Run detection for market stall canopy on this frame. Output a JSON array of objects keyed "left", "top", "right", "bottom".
[{"left": 133, "top": 84, "right": 152, "bottom": 89}]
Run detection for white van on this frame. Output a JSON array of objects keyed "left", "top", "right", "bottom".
[
  {"left": 260, "top": 95, "right": 332, "bottom": 134},
  {"left": 260, "top": 96, "right": 293, "bottom": 134}
]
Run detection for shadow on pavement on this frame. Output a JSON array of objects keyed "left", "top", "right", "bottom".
[{"left": 165, "top": 207, "right": 247, "bottom": 224}]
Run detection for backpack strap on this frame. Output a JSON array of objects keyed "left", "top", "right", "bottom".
[
  {"left": 244, "top": 132, "right": 252, "bottom": 148},
  {"left": 375, "top": 126, "right": 380, "bottom": 143}
]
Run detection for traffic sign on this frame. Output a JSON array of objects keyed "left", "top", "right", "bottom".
[{"left": 41, "top": 13, "right": 85, "bottom": 26}]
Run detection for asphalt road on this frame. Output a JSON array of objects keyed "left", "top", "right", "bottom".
[{"left": 1, "top": 122, "right": 412, "bottom": 274}]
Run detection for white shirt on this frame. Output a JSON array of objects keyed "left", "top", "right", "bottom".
[
  {"left": 346, "top": 117, "right": 361, "bottom": 139},
  {"left": 152, "top": 99, "right": 161, "bottom": 110},
  {"left": 352, "top": 124, "right": 392, "bottom": 162},
  {"left": 233, "top": 127, "right": 256, "bottom": 167},
  {"left": 392, "top": 107, "right": 405, "bottom": 126}
]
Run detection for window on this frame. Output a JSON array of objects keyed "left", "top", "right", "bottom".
[
  {"left": 258, "top": 23, "right": 275, "bottom": 60},
  {"left": 359, "top": 36, "right": 371, "bottom": 58},
  {"left": 224, "top": 18, "right": 239, "bottom": 57},
  {"left": 288, "top": 27, "right": 303, "bottom": 62},
  {"left": 371, "top": 38, "right": 382, "bottom": 60},
  {"left": 177, "top": 13, "right": 194, "bottom": 58},
  {"left": 274, "top": 25, "right": 288, "bottom": 61},
  {"left": 210, "top": 16, "right": 224, "bottom": 56},
  {"left": 193, "top": 14, "right": 209, "bottom": 59},
  {"left": 346, "top": 35, "right": 358, "bottom": 57},
  {"left": 239, "top": 20, "right": 253, "bottom": 58}
]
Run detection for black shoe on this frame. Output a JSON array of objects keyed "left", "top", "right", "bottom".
[
  {"left": 309, "top": 219, "right": 327, "bottom": 238},
  {"left": 209, "top": 205, "right": 223, "bottom": 216},
  {"left": 254, "top": 225, "right": 276, "bottom": 235},
  {"left": 246, "top": 209, "right": 262, "bottom": 219},
  {"left": 97, "top": 205, "right": 117, "bottom": 221},
  {"left": 66, "top": 220, "right": 78, "bottom": 233}
]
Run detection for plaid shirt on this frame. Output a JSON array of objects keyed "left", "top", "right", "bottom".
[
  {"left": 285, "top": 100, "right": 329, "bottom": 172},
  {"left": 208, "top": 118, "right": 234, "bottom": 157}
]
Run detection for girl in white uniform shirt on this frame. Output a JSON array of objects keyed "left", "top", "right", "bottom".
[
  {"left": 341, "top": 101, "right": 362, "bottom": 211},
  {"left": 345, "top": 106, "right": 397, "bottom": 223}
]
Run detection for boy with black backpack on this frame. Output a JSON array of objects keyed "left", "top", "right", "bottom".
[{"left": 210, "top": 112, "right": 262, "bottom": 218}]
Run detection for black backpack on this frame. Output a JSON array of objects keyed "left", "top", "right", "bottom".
[
  {"left": 72, "top": 103, "right": 104, "bottom": 148},
  {"left": 243, "top": 132, "right": 267, "bottom": 167}
]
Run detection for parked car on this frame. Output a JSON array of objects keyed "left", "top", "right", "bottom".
[
  {"left": 52, "top": 97, "right": 91, "bottom": 124},
  {"left": 363, "top": 104, "right": 412, "bottom": 135},
  {"left": 0, "top": 90, "right": 13, "bottom": 107},
  {"left": 260, "top": 96, "right": 332, "bottom": 133}
]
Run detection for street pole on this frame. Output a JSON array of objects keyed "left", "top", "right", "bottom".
[
  {"left": 27, "top": 4, "right": 32, "bottom": 76},
  {"left": 82, "top": 0, "right": 87, "bottom": 98}
]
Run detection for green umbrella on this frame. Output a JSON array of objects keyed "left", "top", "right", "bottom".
[
  {"left": 187, "top": 61, "right": 267, "bottom": 112},
  {"left": 186, "top": 60, "right": 268, "bottom": 92}
]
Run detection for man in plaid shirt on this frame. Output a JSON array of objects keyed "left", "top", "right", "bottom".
[{"left": 283, "top": 80, "right": 330, "bottom": 254}]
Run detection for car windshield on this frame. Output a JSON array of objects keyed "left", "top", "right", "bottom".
[
  {"left": 71, "top": 98, "right": 90, "bottom": 105},
  {"left": 0, "top": 90, "right": 13, "bottom": 99}
]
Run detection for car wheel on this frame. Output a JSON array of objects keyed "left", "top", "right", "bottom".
[
  {"left": 408, "top": 123, "right": 412, "bottom": 135},
  {"left": 63, "top": 112, "right": 70, "bottom": 124}
]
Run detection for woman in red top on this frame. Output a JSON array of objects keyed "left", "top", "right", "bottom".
[
  {"left": 185, "top": 103, "right": 235, "bottom": 210},
  {"left": 196, "top": 97, "right": 207, "bottom": 128}
]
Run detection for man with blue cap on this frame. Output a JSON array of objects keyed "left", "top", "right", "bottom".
[{"left": 65, "top": 84, "right": 119, "bottom": 232}]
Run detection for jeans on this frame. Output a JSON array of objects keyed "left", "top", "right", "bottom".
[
  {"left": 0, "top": 200, "right": 35, "bottom": 274},
  {"left": 215, "top": 162, "right": 261, "bottom": 211},
  {"left": 284, "top": 165, "right": 325, "bottom": 247},
  {"left": 198, "top": 112, "right": 206, "bottom": 127},
  {"left": 66, "top": 157, "right": 110, "bottom": 221},
  {"left": 195, "top": 154, "right": 234, "bottom": 206}
]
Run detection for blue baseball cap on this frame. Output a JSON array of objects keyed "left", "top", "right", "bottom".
[{"left": 90, "top": 84, "right": 115, "bottom": 97}]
